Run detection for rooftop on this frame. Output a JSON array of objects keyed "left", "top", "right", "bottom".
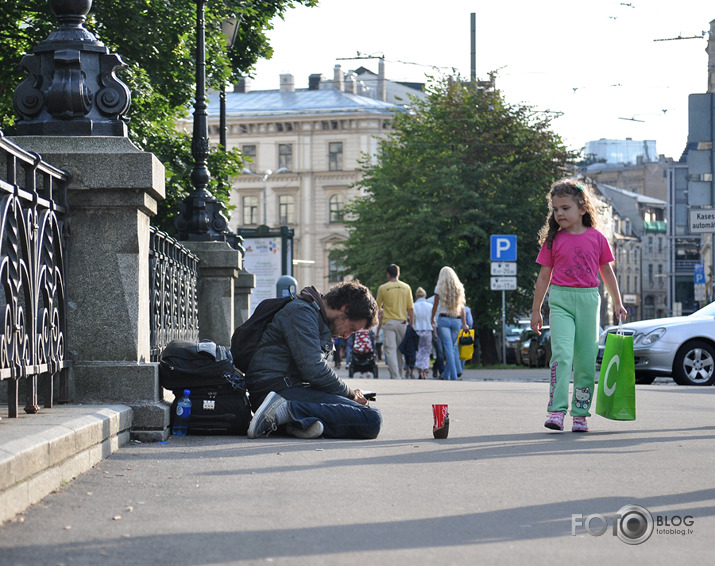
[{"left": 206, "top": 88, "right": 401, "bottom": 119}]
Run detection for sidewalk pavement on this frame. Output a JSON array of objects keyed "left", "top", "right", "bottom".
[{"left": 1, "top": 370, "right": 713, "bottom": 565}]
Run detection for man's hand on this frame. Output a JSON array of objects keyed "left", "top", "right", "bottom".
[{"left": 353, "top": 389, "right": 368, "bottom": 405}]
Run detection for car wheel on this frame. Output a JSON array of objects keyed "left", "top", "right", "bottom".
[{"left": 672, "top": 340, "right": 715, "bottom": 386}]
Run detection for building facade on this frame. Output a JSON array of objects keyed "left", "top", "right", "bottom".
[
  {"left": 205, "top": 66, "right": 424, "bottom": 291},
  {"left": 594, "top": 183, "right": 669, "bottom": 321},
  {"left": 584, "top": 138, "right": 658, "bottom": 166}
]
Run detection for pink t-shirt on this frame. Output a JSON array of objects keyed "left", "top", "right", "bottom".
[{"left": 536, "top": 227, "right": 614, "bottom": 288}]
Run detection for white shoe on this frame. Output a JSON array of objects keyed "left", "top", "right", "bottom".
[{"left": 286, "top": 420, "right": 324, "bottom": 439}]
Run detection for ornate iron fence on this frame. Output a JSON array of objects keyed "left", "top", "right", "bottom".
[
  {"left": 149, "top": 227, "right": 200, "bottom": 361},
  {"left": 0, "top": 132, "right": 70, "bottom": 417}
]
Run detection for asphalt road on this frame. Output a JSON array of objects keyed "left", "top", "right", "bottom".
[{"left": 0, "top": 367, "right": 712, "bottom": 566}]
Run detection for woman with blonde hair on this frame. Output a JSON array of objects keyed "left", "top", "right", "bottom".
[{"left": 431, "top": 267, "right": 470, "bottom": 380}]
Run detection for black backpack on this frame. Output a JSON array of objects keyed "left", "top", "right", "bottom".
[
  {"left": 230, "top": 296, "right": 293, "bottom": 374},
  {"left": 159, "top": 339, "right": 236, "bottom": 390}
]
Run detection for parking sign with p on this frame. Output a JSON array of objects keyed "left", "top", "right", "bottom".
[{"left": 490, "top": 235, "right": 517, "bottom": 262}]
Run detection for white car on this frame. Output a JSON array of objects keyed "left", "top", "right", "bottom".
[{"left": 597, "top": 302, "right": 715, "bottom": 386}]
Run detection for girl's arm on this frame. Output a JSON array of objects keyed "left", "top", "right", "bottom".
[
  {"left": 531, "top": 265, "right": 553, "bottom": 334},
  {"left": 600, "top": 263, "right": 628, "bottom": 322}
]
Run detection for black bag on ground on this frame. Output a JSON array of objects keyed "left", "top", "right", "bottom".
[
  {"left": 159, "top": 339, "right": 236, "bottom": 390},
  {"left": 160, "top": 339, "right": 252, "bottom": 435},
  {"left": 169, "top": 380, "right": 252, "bottom": 435}
]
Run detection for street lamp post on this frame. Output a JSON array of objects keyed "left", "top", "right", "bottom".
[
  {"left": 243, "top": 167, "right": 288, "bottom": 226},
  {"left": 174, "top": 0, "right": 230, "bottom": 241}
]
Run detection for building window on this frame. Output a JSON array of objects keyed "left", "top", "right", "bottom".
[
  {"left": 242, "top": 196, "right": 259, "bottom": 225},
  {"left": 278, "top": 144, "right": 293, "bottom": 170},
  {"left": 328, "top": 256, "right": 344, "bottom": 282},
  {"left": 329, "top": 142, "right": 343, "bottom": 171},
  {"left": 242, "top": 144, "right": 257, "bottom": 161},
  {"left": 278, "top": 194, "right": 295, "bottom": 225},
  {"left": 329, "top": 194, "right": 345, "bottom": 223}
]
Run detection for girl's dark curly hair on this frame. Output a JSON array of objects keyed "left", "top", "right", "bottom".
[
  {"left": 538, "top": 179, "right": 598, "bottom": 248},
  {"left": 324, "top": 280, "right": 378, "bottom": 328}
]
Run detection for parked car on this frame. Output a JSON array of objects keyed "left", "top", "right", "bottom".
[
  {"left": 504, "top": 320, "right": 530, "bottom": 363},
  {"left": 596, "top": 302, "right": 715, "bottom": 386},
  {"left": 528, "top": 327, "right": 552, "bottom": 368},
  {"left": 516, "top": 326, "right": 549, "bottom": 367}
]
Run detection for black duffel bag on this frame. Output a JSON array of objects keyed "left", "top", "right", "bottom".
[{"left": 160, "top": 339, "right": 252, "bottom": 435}]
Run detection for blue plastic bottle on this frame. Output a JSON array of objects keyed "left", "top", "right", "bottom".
[{"left": 172, "top": 389, "right": 192, "bottom": 436}]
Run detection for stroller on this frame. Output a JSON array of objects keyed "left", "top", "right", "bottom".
[{"left": 348, "top": 329, "right": 379, "bottom": 378}]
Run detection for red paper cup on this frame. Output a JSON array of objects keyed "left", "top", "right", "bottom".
[{"left": 432, "top": 404, "right": 449, "bottom": 438}]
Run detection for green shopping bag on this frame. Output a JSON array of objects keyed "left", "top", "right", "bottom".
[{"left": 596, "top": 326, "right": 636, "bottom": 420}]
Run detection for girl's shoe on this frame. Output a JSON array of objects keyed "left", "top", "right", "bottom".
[
  {"left": 544, "top": 412, "right": 565, "bottom": 431},
  {"left": 572, "top": 417, "right": 589, "bottom": 433}
]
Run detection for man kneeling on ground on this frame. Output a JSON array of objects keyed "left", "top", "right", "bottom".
[{"left": 246, "top": 281, "right": 382, "bottom": 440}]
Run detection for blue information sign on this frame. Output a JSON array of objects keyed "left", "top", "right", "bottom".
[
  {"left": 694, "top": 263, "right": 706, "bottom": 285},
  {"left": 490, "top": 235, "right": 517, "bottom": 262}
]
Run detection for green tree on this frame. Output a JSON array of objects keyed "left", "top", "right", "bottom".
[
  {"left": 0, "top": 0, "right": 317, "bottom": 233},
  {"left": 340, "top": 76, "right": 576, "bottom": 364}
]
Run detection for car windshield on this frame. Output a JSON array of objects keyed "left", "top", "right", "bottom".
[{"left": 691, "top": 302, "right": 715, "bottom": 317}]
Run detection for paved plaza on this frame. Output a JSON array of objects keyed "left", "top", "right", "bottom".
[{"left": 0, "top": 369, "right": 713, "bottom": 565}]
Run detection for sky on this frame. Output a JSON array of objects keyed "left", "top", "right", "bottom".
[{"left": 247, "top": 0, "right": 715, "bottom": 160}]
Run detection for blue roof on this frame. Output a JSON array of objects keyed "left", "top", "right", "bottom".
[{"left": 206, "top": 88, "right": 400, "bottom": 118}]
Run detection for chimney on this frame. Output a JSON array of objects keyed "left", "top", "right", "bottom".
[
  {"left": 344, "top": 71, "right": 357, "bottom": 94},
  {"left": 235, "top": 77, "right": 251, "bottom": 93},
  {"left": 280, "top": 73, "right": 295, "bottom": 92},
  {"left": 308, "top": 73, "right": 323, "bottom": 90},
  {"left": 333, "top": 64, "right": 344, "bottom": 92},
  {"left": 378, "top": 58, "right": 387, "bottom": 101}
]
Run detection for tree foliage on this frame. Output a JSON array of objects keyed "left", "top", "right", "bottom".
[
  {"left": 340, "top": 76, "right": 577, "bottom": 363},
  {"left": 0, "top": 0, "right": 317, "bottom": 233}
]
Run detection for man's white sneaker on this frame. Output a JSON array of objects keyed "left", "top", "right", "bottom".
[{"left": 286, "top": 420, "right": 324, "bottom": 439}]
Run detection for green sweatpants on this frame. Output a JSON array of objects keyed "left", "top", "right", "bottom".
[{"left": 546, "top": 285, "right": 601, "bottom": 417}]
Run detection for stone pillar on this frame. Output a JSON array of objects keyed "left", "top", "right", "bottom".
[
  {"left": 235, "top": 269, "right": 256, "bottom": 327},
  {"left": 183, "top": 241, "right": 245, "bottom": 346},
  {"left": 11, "top": 136, "right": 168, "bottom": 441}
]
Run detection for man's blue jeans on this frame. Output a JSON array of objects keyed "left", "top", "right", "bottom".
[
  {"left": 278, "top": 386, "right": 382, "bottom": 439},
  {"left": 437, "top": 315, "right": 462, "bottom": 380}
]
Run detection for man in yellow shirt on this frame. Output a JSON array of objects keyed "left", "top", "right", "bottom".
[{"left": 376, "top": 264, "right": 414, "bottom": 379}]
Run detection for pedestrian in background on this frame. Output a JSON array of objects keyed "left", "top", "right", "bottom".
[
  {"left": 376, "top": 264, "right": 414, "bottom": 379},
  {"left": 413, "top": 287, "right": 433, "bottom": 379},
  {"left": 531, "top": 179, "right": 627, "bottom": 433},
  {"left": 431, "top": 267, "right": 469, "bottom": 381},
  {"left": 460, "top": 304, "right": 475, "bottom": 373},
  {"left": 375, "top": 325, "right": 383, "bottom": 361}
]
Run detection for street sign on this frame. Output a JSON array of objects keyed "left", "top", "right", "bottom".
[
  {"left": 491, "top": 262, "right": 517, "bottom": 276},
  {"left": 490, "top": 235, "right": 517, "bottom": 262},
  {"left": 689, "top": 209, "right": 715, "bottom": 233},
  {"left": 694, "top": 263, "right": 706, "bottom": 285},
  {"left": 491, "top": 277, "right": 517, "bottom": 290},
  {"left": 695, "top": 284, "right": 707, "bottom": 302}
]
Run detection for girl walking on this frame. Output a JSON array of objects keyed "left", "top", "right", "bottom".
[
  {"left": 431, "top": 267, "right": 470, "bottom": 381},
  {"left": 531, "top": 180, "right": 626, "bottom": 432}
]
